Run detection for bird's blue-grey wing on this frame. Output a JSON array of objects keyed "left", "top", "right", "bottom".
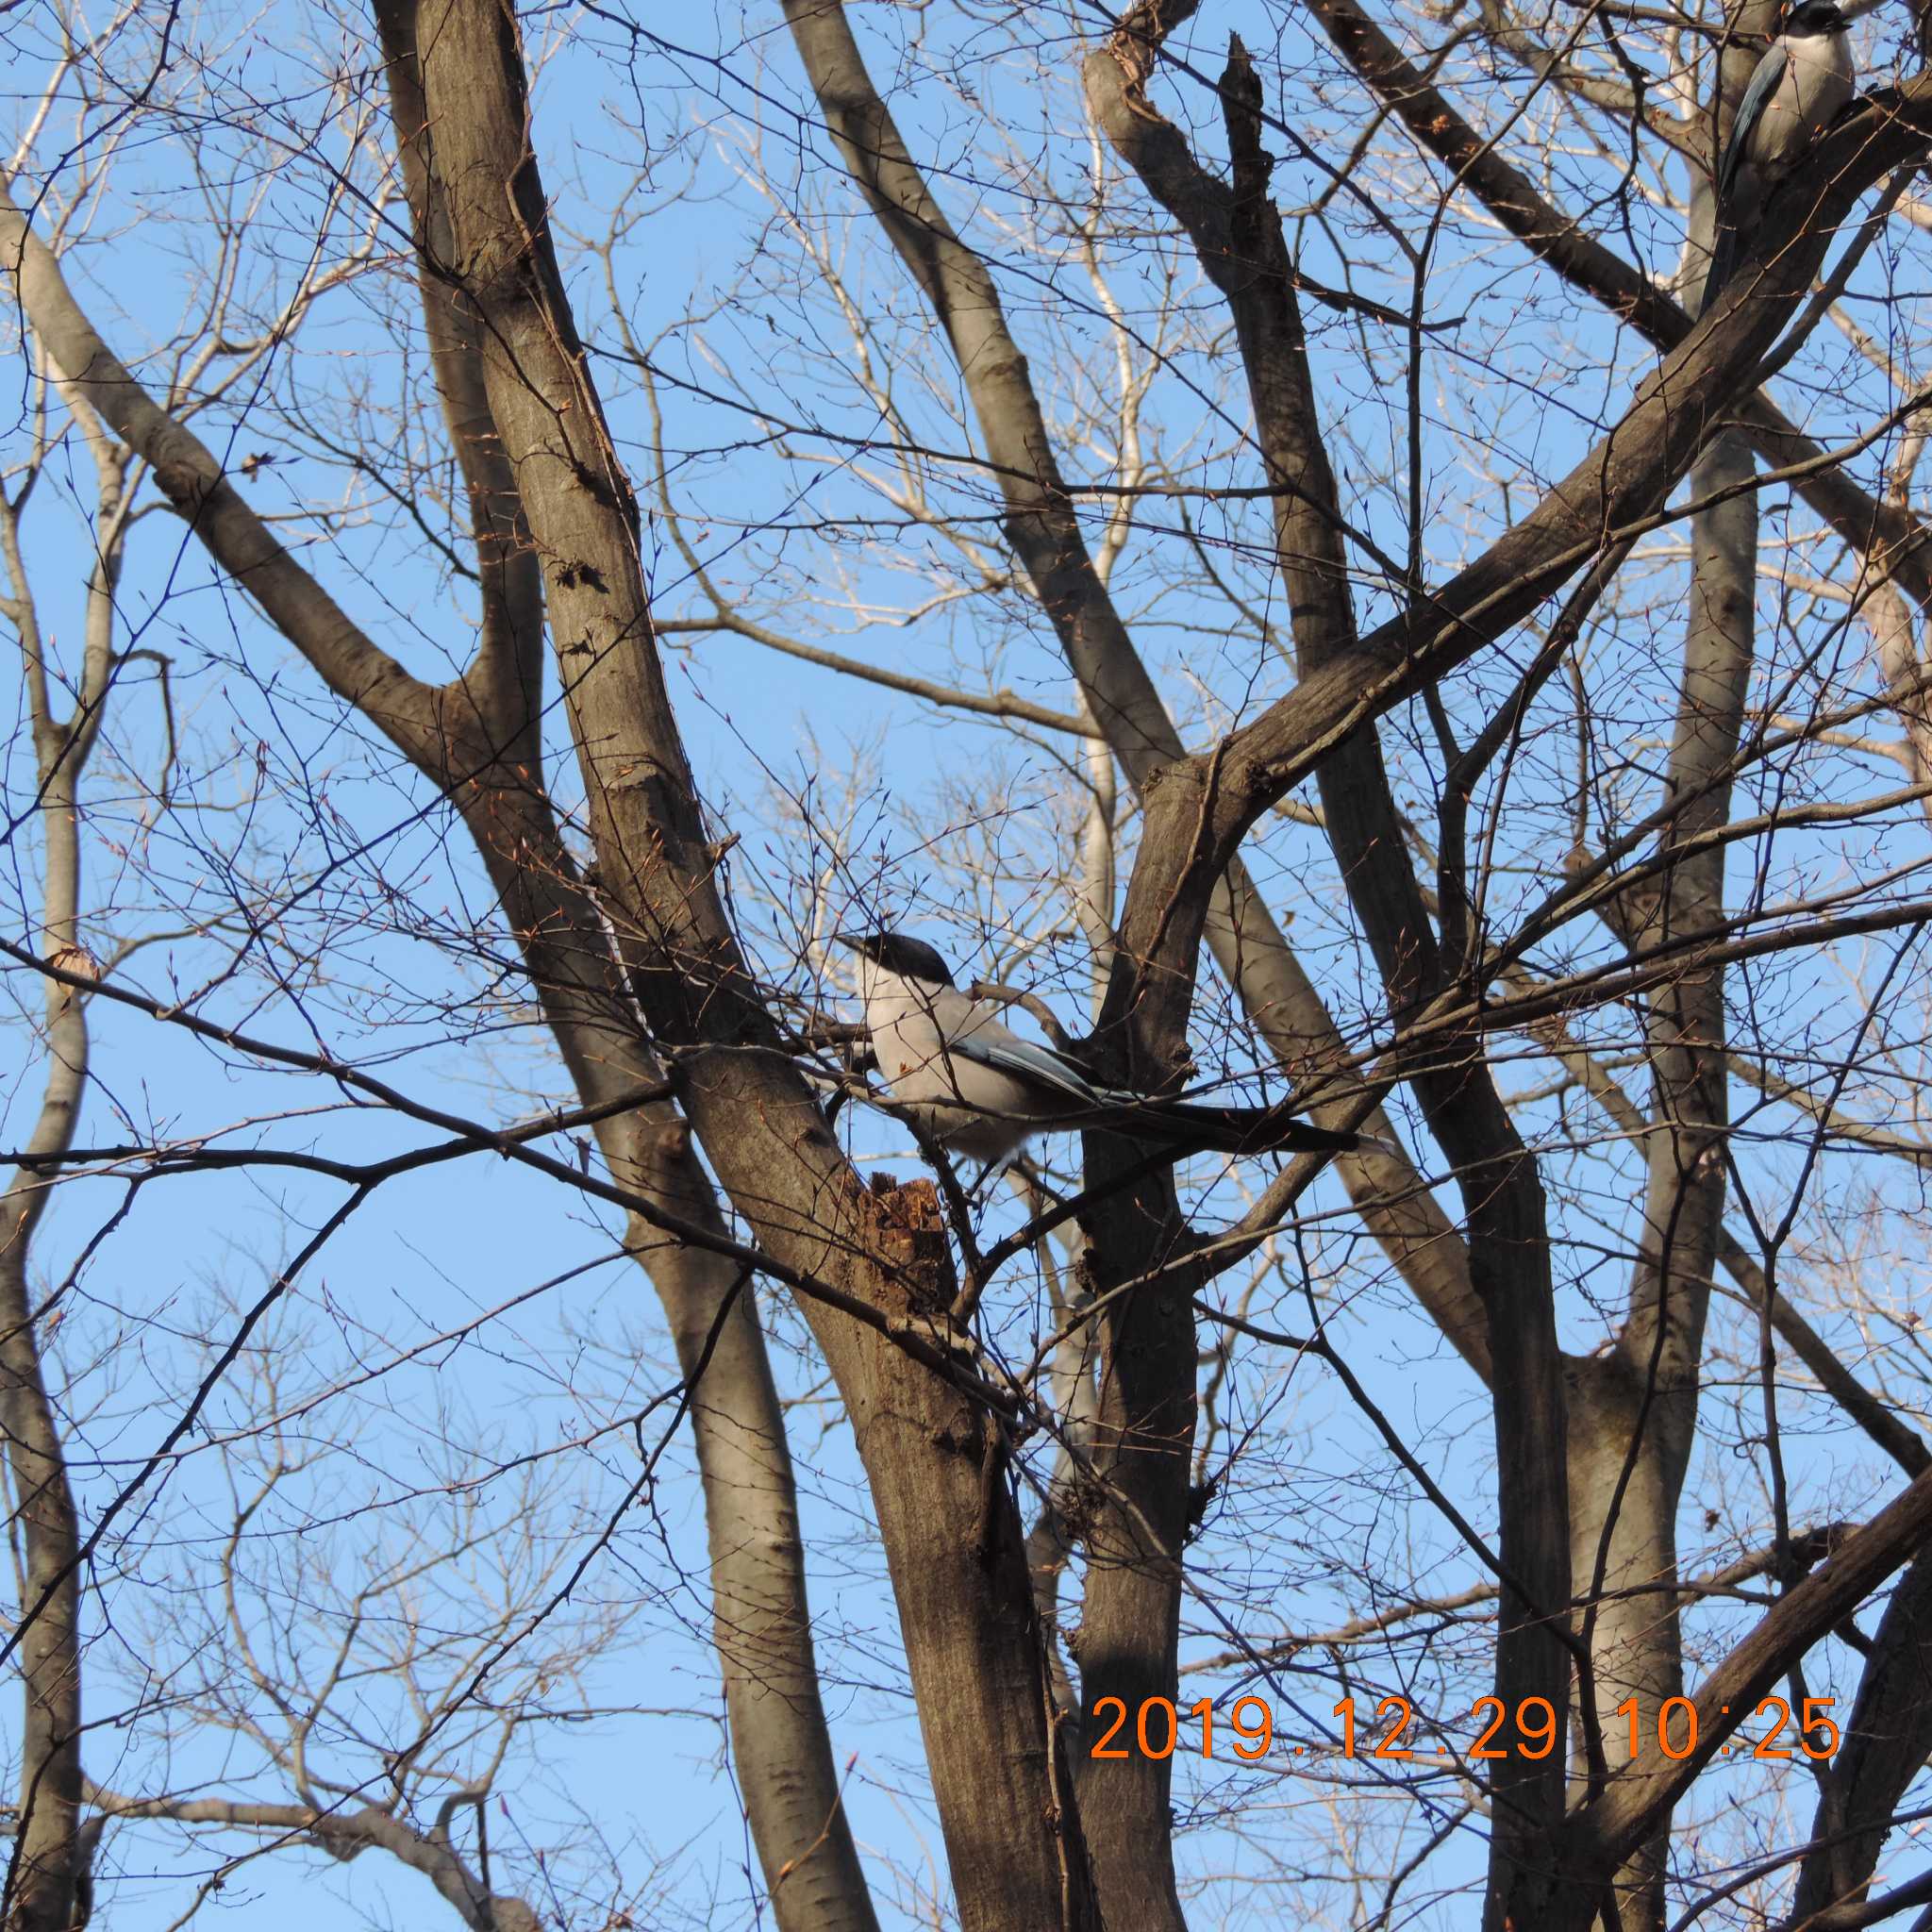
[
  {"left": 948, "top": 1031, "right": 1104, "bottom": 1105},
  {"left": 1719, "top": 44, "right": 1787, "bottom": 202}
]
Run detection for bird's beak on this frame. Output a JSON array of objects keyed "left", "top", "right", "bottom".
[{"left": 831, "top": 932, "right": 865, "bottom": 953}]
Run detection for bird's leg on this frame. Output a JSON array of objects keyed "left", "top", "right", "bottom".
[
  {"left": 819, "top": 1039, "right": 876, "bottom": 1135},
  {"left": 965, "top": 1155, "right": 1017, "bottom": 1203}
]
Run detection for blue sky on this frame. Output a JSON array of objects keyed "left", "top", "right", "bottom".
[{"left": 6, "top": 0, "right": 1932, "bottom": 1924}]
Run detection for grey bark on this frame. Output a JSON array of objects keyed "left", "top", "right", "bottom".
[
  {"left": 465, "top": 789, "right": 875, "bottom": 1932},
  {"left": 1303, "top": 0, "right": 1932, "bottom": 632},
  {"left": 772, "top": 6, "right": 1469, "bottom": 1921},
  {"left": 5, "top": 58, "right": 876, "bottom": 1927},
  {"left": 371, "top": 14, "right": 875, "bottom": 1920},
  {"left": 0, "top": 918, "right": 86, "bottom": 1932},
  {"left": 1084, "top": 22, "right": 1574, "bottom": 1924},
  {"left": 0, "top": 415, "right": 124, "bottom": 1932},
  {"left": 1057, "top": 1176, "right": 1195, "bottom": 1932},
  {"left": 1083, "top": 17, "right": 1932, "bottom": 1932},
  {"left": 761, "top": 46, "right": 1493, "bottom": 1909},
  {"left": 1523, "top": 958, "right": 1932, "bottom": 1927},
  {"left": 1787, "top": 1554, "right": 1932, "bottom": 1925},
  {"left": 1077, "top": 65, "right": 1925, "bottom": 1040},
  {"left": 775, "top": 0, "right": 1487, "bottom": 1389},
  {"left": 88, "top": 1791, "right": 543, "bottom": 1932},
  {"left": 1565, "top": 61, "right": 1761, "bottom": 1889},
  {"left": 789, "top": 8, "right": 1932, "bottom": 1924},
  {"left": 1562, "top": 61, "right": 1766, "bottom": 1886},
  {"left": 1720, "top": 1241, "right": 1932, "bottom": 1484},
  {"left": 1571, "top": 412, "right": 1753, "bottom": 1932},
  {"left": 10, "top": 8, "right": 1929, "bottom": 1927},
  {"left": 1568, "top": 1465, "right": 1932, "bottom": 1886},
  {"left": 401, "top": 5, "right": 1097, "bottom": 1926}
]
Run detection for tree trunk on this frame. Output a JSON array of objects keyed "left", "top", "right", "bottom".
[
  {"left": 0, "top": 887, "right": 87, "bottom": 1932},
  {"left": 1581, "top": 418, "right": 1754, "bottom": 1931},
  {"left": 407, "top": 5, "right": 1099, "bottom": 1923},
  {"left": 0, "top": 448, "right": 125, "bottom": 1932},
  {"left": 459, "top": 781, "right": 879, "bottom": 1931}
]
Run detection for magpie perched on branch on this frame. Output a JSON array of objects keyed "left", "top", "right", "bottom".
[
  {"left": 1703, "top": 2, "right": 1855, "bottom": 312},
  {"left": 836, "top": 930, "right": 1370, "bottom": 1167}
]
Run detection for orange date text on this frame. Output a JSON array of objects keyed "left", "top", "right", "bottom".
[{"left": 1087, "top": 1693, "right": 1840, "bottom": 1763}]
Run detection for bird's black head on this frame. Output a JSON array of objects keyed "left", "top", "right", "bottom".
[
  {"left": 1785, "top": 1, "right": 1849, "bottom": 34},
  {"left": 835, "top": 930, "right": 957, "bottom": 987}
]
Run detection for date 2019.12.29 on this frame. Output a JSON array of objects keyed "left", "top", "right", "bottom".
[{"left": 1089, "top": 1692, "right": 1841, "bottom": 1765}]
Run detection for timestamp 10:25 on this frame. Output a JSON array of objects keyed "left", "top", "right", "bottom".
[{"left": 1089, "top": 1693, "right": 1841, "bottom": 1763}]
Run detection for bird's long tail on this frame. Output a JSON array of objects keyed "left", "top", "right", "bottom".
[
  {"left": 1701, "top": 221, "right": 1740, "bottom": 316},
  {"left": 1104, "top": 1099, "right": 1365, "bottom": 1157}
]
